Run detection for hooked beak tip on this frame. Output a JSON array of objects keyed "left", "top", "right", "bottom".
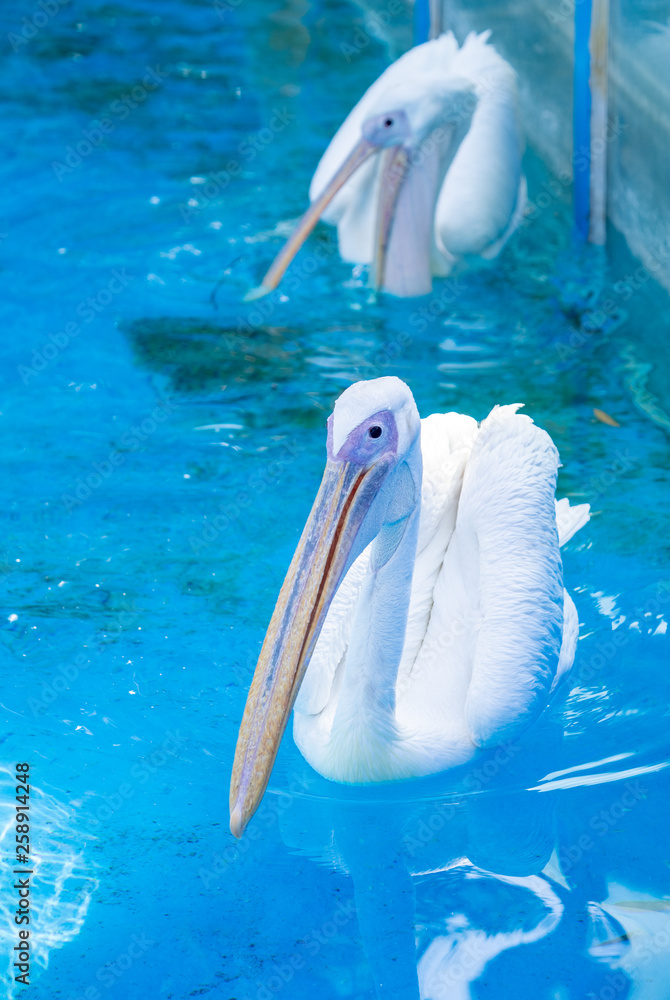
[
  {"left": 229, "top": 803, "right": 246, "bottom": 839},
  {"left": 243, "top": 284, "right": 271, "bottom": 302},
  {"left": 228, "top": 455, "right": 390, "bottom": 834}
]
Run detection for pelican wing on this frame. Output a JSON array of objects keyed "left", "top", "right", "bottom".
[
  {"left": 555, "top": 496, "right": 591, "bottom": 547},
  {"left": 552, "top": 498, "right": 590, "bottom": 691},
  {"left": 435, "top": 32, "right": 525, "bottom": 259},
  {"left": 396, "top": 411, "right": 478, "bottom": 689},
  {"left": 458, "top": 405, "right": 565, "bottom": 746},
  {"left": 400, "top": 404, "right": 572, "bottom": 754}
]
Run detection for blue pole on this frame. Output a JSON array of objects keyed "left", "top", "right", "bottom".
[
  {"left": 414, "top": 0, "right": 430, "bottom": 45},
  {"left": 573, "top": 0, "right": 592, "bottom": 240}
]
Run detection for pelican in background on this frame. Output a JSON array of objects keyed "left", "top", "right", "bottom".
[
  {"left": 246, "top": 31, "right": 526, "bottom": 300},
  {"left": 230, "top": 377, "right": 589, "bottom": 837}
]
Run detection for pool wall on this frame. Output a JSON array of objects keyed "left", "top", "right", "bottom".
[{"left": 433, "top": 0, "right": 670, "bottom": 292}]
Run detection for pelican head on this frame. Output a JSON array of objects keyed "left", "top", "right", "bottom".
[
  {"left": 245, "top": 74, "right": 478, "bottom": 301},
  {"left": 244, "top": 33, "right": 526, "bottom": 299},
  {"left": 229, "top": 377, "right": 421, "bottom": 837}
]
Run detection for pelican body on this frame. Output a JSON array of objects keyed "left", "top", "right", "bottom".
[
  {"left": 230, "top": 378, "right": 589, "bottom": 836},
  {"left": 247, "top": 32, "right": 526, "bottom": 300}
]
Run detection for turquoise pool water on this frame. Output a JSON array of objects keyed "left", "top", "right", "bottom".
[{"left": 2, "top": 2, "right": 670, "bottom": 998}]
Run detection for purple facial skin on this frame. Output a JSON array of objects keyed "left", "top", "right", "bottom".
[
  {"left": 327, "top": 409, "right": 400, "bottom": 467},
  {"left": 361, "top": 109, "right": 412, "bottom": 149}
]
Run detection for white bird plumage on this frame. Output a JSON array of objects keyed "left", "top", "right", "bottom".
[
  {"left": 230, "top": 378, "right": 589, "bottom": 836},
  {"left": 294, "top": 388, "right": 587, "bottom": 782},
  {"left": 311, "top": 31, "right": 526, "bottom": 288},
  {"left": 248, "top": 31, "right": 526, "bottom": 300}
]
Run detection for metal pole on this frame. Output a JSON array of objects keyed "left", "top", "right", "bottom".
[
  {"left": 428, "top": 0, "right": 443, "bottom": 39},
  {"left": 573, "top": 0, "right": 593, "bottom": 240},
  {"left": 414, "top": 0, "right": 430, "bottom": 45},
  {"left": 574, "top": 0, "right": 610, "bottom": 243},
  {"left": 588, "top": 0, "right": 610, "bottom": 245}
]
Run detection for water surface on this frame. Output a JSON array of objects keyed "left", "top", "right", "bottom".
[{"left": 1, "top": 2, "right": 670, "bottom": 998}]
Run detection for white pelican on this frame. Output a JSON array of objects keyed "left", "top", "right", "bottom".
[
  {"left": 247, "top": 31, "right": 526, "bottom": 300},
  {"left": 230, "top": 377, "right": 589, "bottom": 837}
]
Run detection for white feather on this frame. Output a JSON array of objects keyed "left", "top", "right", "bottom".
[
  {"left": 307, "top": 32, "right": 525, "bottom": 289},
  {"left": 294, "top": 388, "right": 589, "bottom": 783},
  {"left": 435, "top": 32, "right": 525, "bottom": 258}
]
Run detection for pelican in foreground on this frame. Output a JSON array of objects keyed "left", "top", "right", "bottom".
[
  {"left": 230, "top": 378, "right": 589, "bottom": 837},
  {"left": 247, "top": 31, "right": 526, "bottom": 300}
]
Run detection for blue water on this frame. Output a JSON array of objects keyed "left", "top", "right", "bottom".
[{"left": 2, "top": 2, "right": 670, "bottom": 999}]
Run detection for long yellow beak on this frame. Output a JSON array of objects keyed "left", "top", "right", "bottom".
[
  {"left": 229, "top": 454, "right": 392, "bottom": 837},
  {"left": 244, "top": 135, "right": 380, "bottom": 301}
]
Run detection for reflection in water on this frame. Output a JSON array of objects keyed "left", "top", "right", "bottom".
[
  {"left": 0, "top": 768, "right": 97, "bottom": 999},
  {"left": 417, "top": 871, "right": 562, "bottom": 1000},
  {"left": 601, "top": 890, "right": 670, "bottom": 1000},
  {"left": 120, "top": 314, "right": 392, "bottom": 420},
  {"left": 273, "top": 730, "right": 636, "bottom": 1000},
  {"left": 122, "top": 317, "right": 306, "bottom": 394}
]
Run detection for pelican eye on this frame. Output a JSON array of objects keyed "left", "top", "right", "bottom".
[
  {"left": 369, "top": 425, "right": 382, "bottom": 439},
  {"left": 384, "top": 118, "right": 394, "bottom": 127}
]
